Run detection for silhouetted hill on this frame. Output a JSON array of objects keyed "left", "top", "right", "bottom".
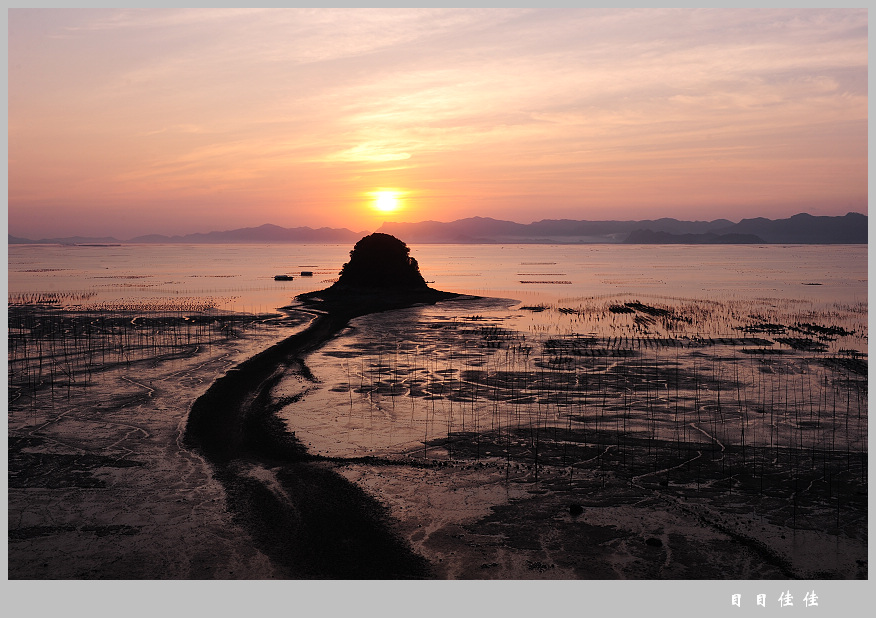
[
  {"left": 525, "top": 217, "right": 736, "bottom": 238},
  {"left": 715, "top": 212, "right": 867, "bottom": 244},
  {"left": 377, "top": 216, "right": 734, "bottom": 243},
  {"left": 623, "top": 230, "right": 764, "bottom": 244},
  {"left": 377, "top": 213, "right": 863, "bottom": 244}
]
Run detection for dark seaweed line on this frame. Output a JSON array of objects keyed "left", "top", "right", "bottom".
[
  {"left": 184, "top": 310, "right": 348, "bottom": 462},
  {"left": 182, "top": 299, "right": 460, "bottom": 579}
]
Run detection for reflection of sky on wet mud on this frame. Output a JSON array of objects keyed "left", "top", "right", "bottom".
[
  {"left": 284, "top": 287, "right": 867, "bottom": 544},
  {"left": 291, "top": 291, "right": 866, "bottom": 463}
]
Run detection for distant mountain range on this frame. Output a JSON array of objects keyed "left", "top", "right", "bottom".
[
  {"left": 377, "top": 216, "right": 734, "bottom": 243},
  {"left": 8, "top": 212, "right": 867, "bottom": 245},
  {"left": 377, "top": 212, "right": 867, "bottom": 244}
]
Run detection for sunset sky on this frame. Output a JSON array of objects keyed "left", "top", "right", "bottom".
[{"left": 8, "top": 8, "right": 868, "bottom": 239}]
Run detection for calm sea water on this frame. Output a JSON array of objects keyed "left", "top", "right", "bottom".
[{"left": 7, "top": 243, "right": 868, "bottom": 313}]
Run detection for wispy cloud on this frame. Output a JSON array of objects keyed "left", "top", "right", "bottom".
[{"left": 8, "top": 8, "right": 867, "bottom": 237}]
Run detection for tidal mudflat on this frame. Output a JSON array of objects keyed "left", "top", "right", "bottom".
[
  {"left": 8, "top": 302, "right": 308, "bottom": 578},
  {"left": 7, "top": 244, "right": 868, "bottom": 579},
  {"left": 279, "top": 293, "right": 867, "bottom": 579}
]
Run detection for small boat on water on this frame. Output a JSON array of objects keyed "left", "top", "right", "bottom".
[
  {"left": 274, "top": 274, "right": 294, "bottom": 281},
  {"left": 300, "top": 271, "right": 313, "bottom": 277}
]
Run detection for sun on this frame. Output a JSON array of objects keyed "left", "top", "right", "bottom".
[{"left": 371, "top": 190, "right": 402, "bottom": 214}]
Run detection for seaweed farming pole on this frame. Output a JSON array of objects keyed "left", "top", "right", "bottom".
[
  {"left": 447, "top": 343, "right": 454, "bottom": 460},
  {"left": 735, "top": 352, "right": 746, "bottom": 466}
]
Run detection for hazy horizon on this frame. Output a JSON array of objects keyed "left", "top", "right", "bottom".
[
  {"left": 9, "top": 8, "right": 867, "bottom": 239},
  {"left": 9, "top": 209, "right": 871, "bottom": 242}
]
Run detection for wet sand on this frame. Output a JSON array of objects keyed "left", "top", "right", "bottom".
[{"left": 8, "top": 293, "right": 867, "bottom": 580}]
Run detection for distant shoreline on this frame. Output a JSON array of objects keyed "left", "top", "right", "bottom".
[
  {"left": 7, "top": 240, "right": 869, "bottom": 246},
  {"left": 9, "top": 211, "right": 867, "bottom": 246}
]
